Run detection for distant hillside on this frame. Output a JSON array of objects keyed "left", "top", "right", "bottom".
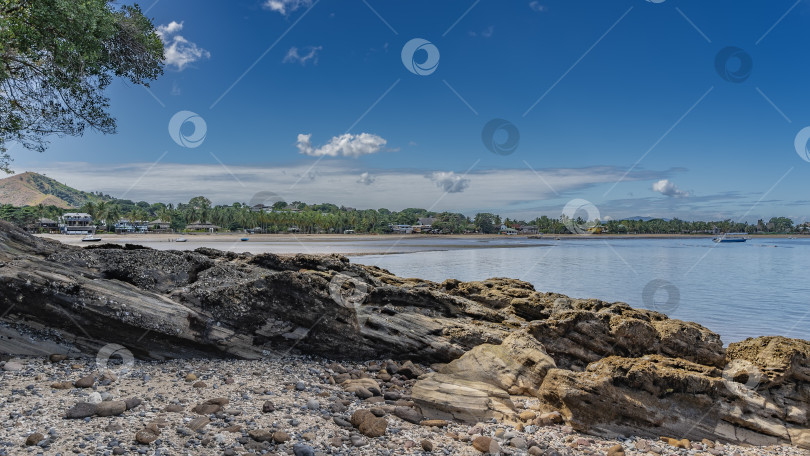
[{"left": 0, "top": 172, "right": 111, "bottom": 209}]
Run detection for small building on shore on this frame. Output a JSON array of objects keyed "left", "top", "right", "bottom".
[
  {"left": 114, "top": 219, "right": 148, "bottom": 234},
  {"left": 518, "top": 225, "right": 539, "bottom": 234},
  {"left": 149, "top": 219, "right": 171, "bottom": 232},
  {"left": 390, "top": 224, "right": 413, "bottom": 234},
  {"left": 39, "top": 218, "right": 59, "bottom": 233},
  {"left": 186, "top": 222, "right": 220, "bottom": 232},
  {"left": 59, "top": 213, "right": 95, "bottom": 235}
]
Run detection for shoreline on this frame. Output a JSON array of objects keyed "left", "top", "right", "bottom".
[
  {"left": 2, "top": 221, "right": 809, "bottom": 452},
  {"left": 37, "top": 232, "right": 807, "bottom": 242}
]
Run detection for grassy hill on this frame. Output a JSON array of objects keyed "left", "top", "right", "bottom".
[{"left": 0, "top": 172, "right": 110, "bottom": 209}]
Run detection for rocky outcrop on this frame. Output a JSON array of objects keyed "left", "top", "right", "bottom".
[
  {"left": 537, "top": 344, "right": 810, "bottom": 449},
  {"left": 0, "top": 221, "right": 808, "bottom": 449},
  {"left": 437, "top": 329, "right": 556, "bottom": 396}
]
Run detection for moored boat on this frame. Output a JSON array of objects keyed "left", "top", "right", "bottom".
[
  {"left": 81, "top": 235, "right": 102, "bottom": 242},
  {"left": 712, "top": 233, "right": 748, "bottom": 243}
]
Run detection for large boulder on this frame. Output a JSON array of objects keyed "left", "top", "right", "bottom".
[
  {"left": 411, "top": 372, "right": 516, "bottom": 423},
  {"left": 437, "top": 329, "right": 555, "bottom": 396}
]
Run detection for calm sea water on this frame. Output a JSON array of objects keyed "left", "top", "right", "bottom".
[{"left": 349, "top": 238, "right": 810, "bottom": 345}]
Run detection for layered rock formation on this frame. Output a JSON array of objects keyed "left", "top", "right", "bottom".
[{"left": 0, "top": 221, "right": 807, "bottom": 449}]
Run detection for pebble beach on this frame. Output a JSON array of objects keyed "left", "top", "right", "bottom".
[{"left": 1, "top": 356, "right": 806, "bottom": 456}]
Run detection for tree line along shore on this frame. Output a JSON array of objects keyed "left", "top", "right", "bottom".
[{"left": 1, "top": 196, "right": 807, "bottom": 236}]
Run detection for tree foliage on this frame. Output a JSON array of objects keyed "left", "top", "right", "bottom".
[{"left": 0, "top": 0, "right": 164, "bottom": 172}]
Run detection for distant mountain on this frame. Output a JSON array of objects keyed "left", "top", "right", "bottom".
[{"left": 0, "top": 172, "right": 111, "bottom": 209}]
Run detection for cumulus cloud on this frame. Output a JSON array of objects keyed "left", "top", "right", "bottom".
[
  {"left": 529, "top": 1, "right": 546, "bottom": 12},
  {"left": 430, "top": 171, "right": 470, "bottom": 193},
  {"left": 652, "top": 179, "right": 690, "bottom": 197},
  {"left": 23, "top": 162, "right": 711, "bottom": 220},
  {"left": 156, "top": 21, "right": 210, "bottom": 71},
  {"left": 283, "top": 46, "right": 322, "bottom": 65},
  {"left": 357, "top": 172, "right": 375, "bottom": 185},
  {"left": 296, "top": 133, "right": 387, "bottom": 158},
  {"left": 263, "top": 0, "right": 311, "bottom": 15},
  {"left": 469, "top": 26, "right": 494, "bottom": 38}
]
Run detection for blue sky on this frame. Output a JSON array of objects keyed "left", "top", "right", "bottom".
[{"left": 9, "top": 0, "right": 810, "bottom": 222}]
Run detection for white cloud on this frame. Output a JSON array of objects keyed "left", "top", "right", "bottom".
[
  {"left": 155, "top": 21, "right": 183, "bottom": 38},
  {"left": 20, "top": 162, "right": 696, "bottom": 220},
  {"left": 469, "top": 26, "right": 494, "bottom": 38},
  {"left": 283, "top": 46, "right": 322, "bottom": 65},
  {"left": 430, "top": 171, "right": 470, "bottom": 193},
  {"left": 263, "top": 0, "right": 311, "bottom": 15},
  {"left": 529, "top": 1, "right": 546, "bottom": 12},
  {"left": 357, "top": 172, "right": 375, "bottom": 185},
  {"left": 296, "top": 133, "right": 387, "bottom": 158},
  {"left": 652, "top": 179, "right": 690, "bottom": 197},
  {"left": 156, "top": 21, "right": 210, "bottom": 71}
]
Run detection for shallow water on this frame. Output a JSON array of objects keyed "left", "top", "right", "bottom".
[{"left": 350, "top": 238, "right": 810, "bottom": 345}]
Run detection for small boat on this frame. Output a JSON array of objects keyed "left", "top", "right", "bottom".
[
  {"left": 712, "top": 233, "right": 748, "bottom": 243},
  {"left": 240, "top": 237, "right": 249, "bottom": 242},
  {"left": 174, "top": 237, "right": 187, "bottom": 242},
  {"left": 81, "top": 235, "right": 102, "bottom": 242}
]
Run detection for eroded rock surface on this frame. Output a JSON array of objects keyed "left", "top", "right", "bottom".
[{"left": 0, "top": 221, "right": 807, "bottom": 449}]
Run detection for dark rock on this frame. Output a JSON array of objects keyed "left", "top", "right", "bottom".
[
  {"left": 393, "top": 406, "right": 422, "bottom": 424},
  {"left": 397, "top": 360, "right": 423, "bottom": 379},
  {"left": 74, "top": 375, "right": 94, "bottom": 388},
  {"left": 25, "top": 433, "right": 44, "bottom": 446},
  {"left": 248, "top": 429, "right": 273, "bottom": 442},
  {"left": 95, "top": 401, "right": 126, "bottom": 417},
  {"left": 350, "top": 409, "right": 387, "bottom": 438},
  {"left": 293, "top": 443, "right": 316, "bottom": 456},
  {"left": 48, "top": 354, "right": 67, "bottom": 363},
  {"left": 65, "top": 402, "right": 96, "bottom": 419},
  {"left": 124, "top": 397, "right": 142, "bottom": 410},
  {"left": 135, "top": 425, "right": 160, "bottom": 444}
]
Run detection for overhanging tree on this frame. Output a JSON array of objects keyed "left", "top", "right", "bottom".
[{"left": 0, "top": 0, "right": 164, "bottom": 172}]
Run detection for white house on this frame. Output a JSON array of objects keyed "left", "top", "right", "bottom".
[{"left": 60, "top": 213, "right": 95, "bottom": 235}]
